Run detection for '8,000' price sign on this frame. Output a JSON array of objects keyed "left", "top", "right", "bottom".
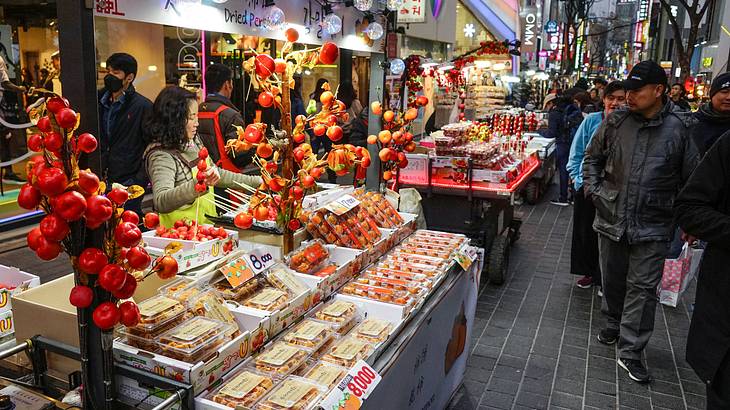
[
  {"left": 319, "top": 360, "right": 382, "bottom": 409},
  {"left": 244, "top": 248, "right": 275, "bottom": 274}
]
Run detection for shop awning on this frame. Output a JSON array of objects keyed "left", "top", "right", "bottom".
[{"left": 460, "top": 0, "right": 518, "bottom": 41}]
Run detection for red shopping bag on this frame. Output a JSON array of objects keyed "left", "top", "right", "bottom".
[{"left": 658, "top": 243, "right": 692, "bottom": 307}]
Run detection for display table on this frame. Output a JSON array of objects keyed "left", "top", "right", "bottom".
[{"left": 365, "top": 256, "right": 480, "bottom": 409}]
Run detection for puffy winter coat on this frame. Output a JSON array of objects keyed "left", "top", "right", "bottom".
[{"left": 582, "top": 100, "right": 699, "bottom": 243}]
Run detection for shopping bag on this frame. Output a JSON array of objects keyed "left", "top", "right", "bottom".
[
  {"left": 658, "top": 243, "right": 692, "bottom": 307},
  {"left": 681, "top": 247, "right": 704, "bottom": 294}
]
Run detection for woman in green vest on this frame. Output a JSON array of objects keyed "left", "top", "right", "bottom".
[{"left": 144, "top": 86, "right": 261, "bottom": 228}]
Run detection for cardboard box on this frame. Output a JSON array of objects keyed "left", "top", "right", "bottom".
[
  {"left": 0, "top": 265, "right": 41, "bottom": 314},
  {"left": 144, "top": 227, "right": 240, "bottom": 274},
  {"left": 113, "top": 329, "right": 252, "bottom": 395},
  {"left": 233, "top": 228, "right": 308, "bottom": 258},
  {"left": 12, "top": 273, "right": 179, "bottom": 380}
]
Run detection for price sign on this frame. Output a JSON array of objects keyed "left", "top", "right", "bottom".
[
  {"left": 325, "top": 194, "right": 361, "bottom": 216},
  {"left": 244, "top": 248, "right": 276, "bottom": 274},
  {"left": 453, "top": 245, "right": 478, "bottom": 271},
  {"left": 220, "top": 259, "right": 255, "bottom": 288},
  {"left": 319, "top": 360, "right": 382, "bottom": 409},
  {"left": 398, "top": 154, "right": 429, "bottom": 185}
]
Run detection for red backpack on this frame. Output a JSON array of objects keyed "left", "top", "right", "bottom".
[{"left": 198, "top": 105, "right": 241, "bottom": 173}]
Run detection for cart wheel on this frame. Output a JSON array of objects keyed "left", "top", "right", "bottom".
[
  {"left": 524, "top": 180, "right": 539, "bottom": 205},
  {"left": 487, "top": 236, "right": 510, "bottom": 285}
]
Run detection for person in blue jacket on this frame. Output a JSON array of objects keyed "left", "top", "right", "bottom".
[{"left": 566, "top": 81, "right": 626, "bottom": 290}]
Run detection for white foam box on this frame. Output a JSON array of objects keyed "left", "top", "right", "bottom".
[
  {"left": 0, "top": 265, "right": 41, "bottom": 314},
  {"left": 144, "top": 227, "right": 240, "bottom": 274},
  {"left": 290, "top": 245, "right": 363, "bottom": 303}
]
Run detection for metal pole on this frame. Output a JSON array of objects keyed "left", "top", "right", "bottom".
[
  {"left": 56, "top": 2, "right": 110, "bottom": 409},
  {"left": 0, "top": 341, "right": 30, "bottom": 360},
  {"left": 150, "top": 390, "right": 186, "bottom": 410}
]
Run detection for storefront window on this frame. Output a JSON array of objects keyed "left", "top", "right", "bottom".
[{"left": 454, "top": 1, "right": 495, "bottom": 55}]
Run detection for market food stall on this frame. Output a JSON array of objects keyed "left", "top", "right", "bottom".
[{"left": 396, "top": 111, "right": 549, "bottom": 284}]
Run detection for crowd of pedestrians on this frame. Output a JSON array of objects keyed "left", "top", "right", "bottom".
[{"left": 553, "top": 61, "right": 730, "bottom": 406}]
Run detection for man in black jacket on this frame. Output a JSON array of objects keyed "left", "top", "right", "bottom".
[
  {"left": 198, "top": 63, "right": 253, "bottom": 172},
  {"left": 583, "top": 61, "right": 698, "bottom": 383},
  {"left": 691, "top": 72, "right": 730, "bottom": 156},
  {"left": 675, "top": 129, "right": 730, "bottom": 408},
  {"left": 98, "top": 53, "right": 152, "bottom": 215}
]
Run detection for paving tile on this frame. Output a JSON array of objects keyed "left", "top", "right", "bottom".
[
  {"left": 515, "top": 391, "right": 549, "bottom": 408},
  {"left": 487, "top": 377, "right": 519, "bottom": 395},
  {"left": 550, "top": 391, "right": 583, "bottom": 409},
  {"left": 618, "top": 391, "right": 652, "bottom": 408},
  {"left": 479, "top": 390, "right": 514, "bottom": 409},
  {"left": 650, "top": 392, "right": 686, "bottom": 410},
  {"left": 584, "top": 391, "right": 617, "bottom": 408}
]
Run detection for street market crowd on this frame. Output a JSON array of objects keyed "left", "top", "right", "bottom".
[{"left": 543, "top": 60, "right": 730, "bottom": 408}]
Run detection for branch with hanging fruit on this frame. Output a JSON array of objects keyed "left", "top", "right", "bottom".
[
  {"left": 18, "top": 95, "right": 180, "bottom": 331},
  {"left": 367, "top": 96, "right": 429, "bottom": 185},
  {"left": 215, "top": 29, "right": 369, "bottom": 243}
]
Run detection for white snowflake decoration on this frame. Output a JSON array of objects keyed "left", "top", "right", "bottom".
[{"left": 464, "top": 23, "right": 476, "bottom": 38}]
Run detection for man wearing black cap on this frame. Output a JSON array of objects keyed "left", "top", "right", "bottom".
[
  {"left": 583, "top": 60, "right": 699, "bottom": 384},
  {"left": 691, "top": 72, "right": 730, "bottom": 156}
]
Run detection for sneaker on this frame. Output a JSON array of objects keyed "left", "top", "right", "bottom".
[
  {"left": 597, "top": 288, "right": 603, "bottom": 297},
  {"left": 550, "top": 198, "right": 570, "bottom": 207},
  {"left": 618, "top": 358, "right": 652, "bottom": 383},
  {"left": 597, "top": 328, "right": 619, "bottom": 345},
  {"left": 576, "top": 276, "right": 593, "bottom": 288}
]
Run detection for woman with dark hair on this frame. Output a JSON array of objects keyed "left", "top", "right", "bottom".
[
  {"left": 144, "top": 86, "right": 261, "bottom": 227},
  {"left": 338, "top": 81, "right": 365, "bottom": 145},
  {"left": 573, "top": 91, "right": 597, "bottom": 114},
  {"left": 309, "top": 78, "right": 329, "bottom": 113}
]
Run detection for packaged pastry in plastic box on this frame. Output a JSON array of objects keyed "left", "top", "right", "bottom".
[
  {"left": 212, "top": 275, "right": 260, "bottom": 301},
  {"left": 266, "top": 265, "right": 309, "bottom": 296},
  {"left": 300, "top": 361, "right": 347, "bottom": 390},
  {"left": 351, "top": 318, "right": 393, "bottom": 344},
  {"left": 385, "top": 250, "right": 448, "bottom": 269},
  {"left": 312, "top": 264, "right": 338, "bottom": 278},
  {"left": 363, "top": 268, "right": 432, "bottom": 288},
  {"left": 312, "top": 300, "right": 359, "bottom": 334},
  {"left": 254, "top": 341, "right": 310, "bottom": 376},
  {"left": 310, "top": 333, "right": 339, "bottom": 360},
  {"left": 341, "top": 282, "right": 415, "bottom": 307},
  {"left": 254, "top": 376, "right": 327, "bottom": 410},
  {"left": 159, "top": 278, "right": 201, "bottom": 302},
  {"left": 209, "top": 368, "right": 276, "bottom": 408},
  {"left": 242, "top": 287, "right": 290, "bottom": 312},
  {"left": 157, "top": 316, "right": 235, "bottom": 363},
  {"left": 355, "top": 274, "right": 426, "bottom": 295},
  {"left": 320, "top": 336, "right": 372, "bottom": 368},
  {"left": 324, "top": 212, "right": 367, "bottom": 249},
  {"left": 282, "top": 319, "right": 335, "bottom": 351},
  {"left": 398, "top": 243, "right": 453, "bottom": 259},
  {"left": 403, "top": 238, "right": 459, "bottom": 253},
  {"left": 379, "top": 257, "right": 445, "bottom": 277},
  {"left": 188, "top": 290, "right": 239, "bottom": 339},
  {"left": 285, "top": 240, "right": 329, "bottom": 275},
  {"left": 364, "top": 191, "right": 403, "bottom": 225},
  {"left": 121, "top": 295, "right": 191, "bottom": 352}
]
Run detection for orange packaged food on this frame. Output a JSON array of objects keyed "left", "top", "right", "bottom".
[
  {"left": 320, "top": 336, "right": 372, "bottom": 368},
  {"left": 212, "top": 276, "right": 260, "bottom": 301},
  {"left": 282, "top": 319, "right": 335, "bottom": 351},
  {"left": 312, "top": 300, "right": 359, "bottom": 334},
  {"left": 300, "top": 361, "right": 347, "bottom": 390},
  {"left": 254, "top": 341, "right": 310, "bottom": 376},
  {"left": 350, "top": 318, "right": 393, "bottom": 344},
  {"left": 312, "top": 264, "right": 338, "bottom": 278},
  {"left": 378, "top": 260, "right": 443, "bottom": 277},
  {"left": 242, "top": 287, "right": 290, "bottom": 312},
  {"left": 285, "top": 240, "right": 330, "bottom": 275},
  {"left": 398, "top": 243, "right": 453, "bottom": 259},
  {"left": 355, "top": 274, "right": 425, "bottom": 295},
  {"left": 341, "top": 282, "right": 414, "bottom": 306},
  {"left": 209, "top": 369, "right": 276, "bottom": 408},
  {"left": 157, "top": 317, "right": 235, "bottom": 363},
  {"left": 364, "top": 268, "right": 432, "bottom": 288},
  {"left": 386, "top": 250, "right": 448, "bottom": 268},
  {"left": 254, "top": 376, "right": 326, "bottom": 410}
]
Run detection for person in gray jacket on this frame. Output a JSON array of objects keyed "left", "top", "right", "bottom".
[{"left": 582, "top": 61, "right": 699, "bottom": 384}]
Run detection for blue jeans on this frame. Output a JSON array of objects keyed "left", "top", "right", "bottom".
[{"left": 556, "top": 143, "right": 570, "bottom": 202}]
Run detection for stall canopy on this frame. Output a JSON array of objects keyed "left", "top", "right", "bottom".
[{"left": 460, "top": 0, "right": 518, "bottom": 42}]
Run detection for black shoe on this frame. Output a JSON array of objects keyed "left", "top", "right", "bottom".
[
  {"left": 597, "top": 328, "right": 619, "bottom": 345},
  {"left": 618, "top": 358, "right": 652, "bottom": 383},
  {"left": 550, "top": 198, "right": 570, "bottom": 207}
]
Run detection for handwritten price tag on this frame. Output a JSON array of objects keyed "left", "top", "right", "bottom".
[
  {"left": 319, "top": 360, "right": 382, "bottom": 409},
  {"left": 325, "top": 194, "right": 361, "bottom": 216},
  {"left": 244, "top": 248, "right": 276, "bottom": 274}
]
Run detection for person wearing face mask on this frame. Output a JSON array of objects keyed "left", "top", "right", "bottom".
[
  {"left": 97, "top": 53, "right": 152, "bottom": 216},
  {"left": 583, "top": 61, "right": 698, "bottom": 384},
  {"left": 567, "top": 81, "right": 625, "bottom": 292},
  {"left": 144, "top": 86, "right": 261, "bottom": 227}
]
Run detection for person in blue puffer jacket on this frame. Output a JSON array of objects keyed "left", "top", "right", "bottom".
[{"left": 567, "top": 81, "right": 626, "bottom": 291}]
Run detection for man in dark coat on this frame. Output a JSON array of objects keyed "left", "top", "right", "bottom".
[
  {"left": 582, "top": 61, "right": 698, "bottom": 383},
  {"left": 546, "top": 93, "right": 582, "bottom": 206},
  {"left": 98, "top": 53, "right": 152, "bottom": 215},
  {"left": 675, "top": 129, "right": 730, "bottom": 408},
  {"left": 691, "top": 72, "right": 730, "bottom": 156},
  {"left": 198, "top": 63, "right": 254, "bottom": 172}
]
